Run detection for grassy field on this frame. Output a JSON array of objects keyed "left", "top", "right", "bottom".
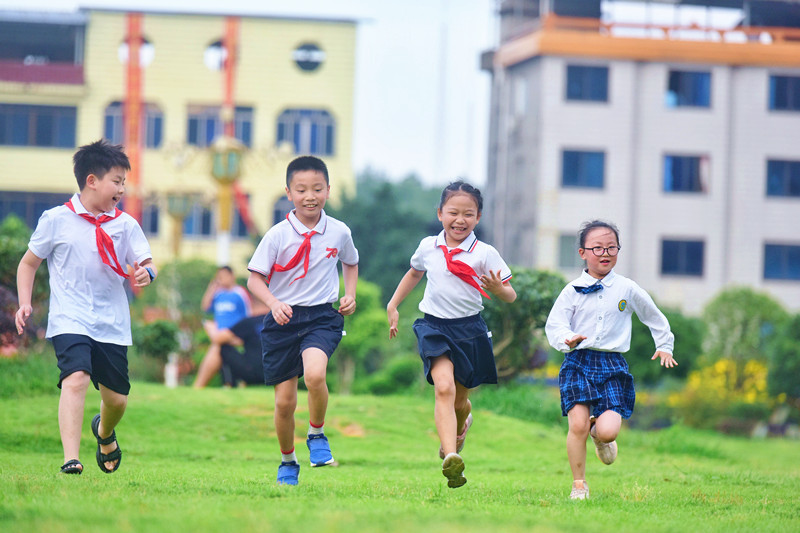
[{"left": 1, "top": 383, "right": 799, "bottom": 533}]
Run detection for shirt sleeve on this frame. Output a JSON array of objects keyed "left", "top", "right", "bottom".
[
  {"left": 248, "top": 230, "right": 278, "bottom": 276},
  {"left": 409, "top": 238, "right": 428, "bottom": 272},
  {"left": 125, "top": 219, "right": 153, "bottom": 266},
  {"left": 629, "top": 282, "right": 675, "bottom": 354},
  {"left": 483, "top": 244, "right": 512, "bottom": 282},
  {"left": 28, "top": 210, "right": 54, "bottom": 259},
  {"left": 545, "top": 285, "right": 579, "bottom": 352},
  {"left": 338, "top": 226, "right": 359, "bottom": 265}
]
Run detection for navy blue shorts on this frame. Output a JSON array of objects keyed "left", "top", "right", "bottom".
[
  {"left": 260, "top": 303, "right": 344, "bottom": 386},
  {"left": 559, "top": 349, "right": 635, "bottom": 419},
  {"left": 413, "top": 313, "right": 497, "bottom": 389},
  {"left": 51, "top": 334, "right": 130, "bottom": 395}
]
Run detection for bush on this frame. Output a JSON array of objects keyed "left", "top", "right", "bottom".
[
  {"left": 0, "top": 347, "right": 59, "bottom": 398},
  {"left": 357, "top": 355, "right": 422, "bottom": 395},
  {"left": 471, "top": 383, "right": 564, "bottom": 427},
  {"left": 134, "top": 320, "right": 179, "bottom": 361},
  {"left": 765, "top": 313, "right": 800, "bottom": 402},
  {"left": 628, "top": 307, "right": 703, "bottom": 385}
]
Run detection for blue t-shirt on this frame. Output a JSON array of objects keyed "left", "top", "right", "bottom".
[{"left": 208, "top": 287, "right": 250, "bottom": 329}]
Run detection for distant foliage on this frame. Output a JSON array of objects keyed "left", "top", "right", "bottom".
[
  {"left": 765, "top": 313, "right": 800, "bottom": 403},
  {"left": 134, "top": 319, "right": 180, "bottom": 362}
]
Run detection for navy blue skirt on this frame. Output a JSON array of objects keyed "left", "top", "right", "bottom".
[
  {"left": 413, "top": 313, "right": 497, "bottom": 389},
  {"left": 559, "top": 348, "right": 635, "bottom": 419}
]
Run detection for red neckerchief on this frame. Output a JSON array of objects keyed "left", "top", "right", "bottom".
[
  {"left": 65, "top": 200, "right": 128, "bottom": 278},
  {"left": 439, "top": 245, "right": 490, "bottom": 299},
  {"left": 268, "top": 215, "right": 318, "bottom": 284}
]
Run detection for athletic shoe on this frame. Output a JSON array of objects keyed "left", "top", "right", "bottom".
[
  {"left": 307, "top": 433, "right": 335, "bottom": 467},
  {"left": 441, "top": 452, "right": 467, "bottom": 489},
  {"left": 439, "top": 412, "right": 474, "bottom": 459},
  {"left": 277, "top": 461, "right": 300, "bottom": 485},
  {"left": 590, "top": 421, "right": 618, "bottom": 465},
  {"left": 570, "top": 480, "right": 589, "bottom": 500}
]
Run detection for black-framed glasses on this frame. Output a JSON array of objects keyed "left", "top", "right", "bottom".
[{"left": 584, "top": 246, "right": 620, "bottom": 256}]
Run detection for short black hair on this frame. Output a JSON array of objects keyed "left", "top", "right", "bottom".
[
  {"left": 218, "top": 265, "right": 233, "bottom": 274},
  {"left": 439, "top": 180, "right": 483, "bottom": 213},
  {"left": 578, "top": 220, "right": 620, "bottom": 248},
  {"left": 73, "top": 139, "right": 131, "bottom": 190},
  {"left": 286, "top": 155, "right": 329, "bottom": 187}
]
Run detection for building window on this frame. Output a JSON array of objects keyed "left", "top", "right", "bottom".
[
  {"left": 764, "top": 244, "right": 800, "bottom": 280},
  {"left": 141, "top": 203, "right": 159, "bottom": 236},
  {"left": 273, "top": 197, "right": 294, "bottom": 226},
  {"left": 187, "top": 105, "right": 253, "bottom": 148},
  {"left": 666, "top": 70, "right": 711, "bottom": 108},
  {"left": 231, "top": 195, "right": 251, "bottom": 239},
  {"left": 558, "top": 234, "right": 584, "bottom": 269},
  {"left": 0, "top": 104, "right": 76, "bottom": 148},
  {"left": 104, "top": 101, "right": 163, "bottom": 148},
  {"left": 664, "top": 155, "right": 707, "bottom": 193},
  {"left": 276, "top": 109, "right": 335, "bottom": 155},
  {"left": 769, "top": 75, "right": 800, "bottom": 112},
  {"left": 183, "top": 204, "right": 213, "bottom": 237},
  {"left": 566, "top": 65, "right": 608, "bottom": 102},
  {"left": 0, "top": 191, "right": 70, "bottom": 228},
  {"left": 766, "top": 160, "right": 800, "bottom": 197},
  {"left": 562, "top": 150, "right": 605, "bottom": 189},
  {"left": 661, "top": 239, "right": 704, "bottom": 276}
]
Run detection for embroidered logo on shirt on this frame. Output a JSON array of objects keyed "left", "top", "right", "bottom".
[
  {"left": 326, "top": 247, "right": 338, "bottom": 258},
  {"left": 618, "top": 299, "right": 627, "bottom": 311}
]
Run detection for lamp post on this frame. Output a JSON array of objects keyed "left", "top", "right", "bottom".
[
  {"left": 165, "top": 191, "right": 194, "bottom": 258},
  {"left": 210, "top": 134, "right": 244, "bottom": 266}
]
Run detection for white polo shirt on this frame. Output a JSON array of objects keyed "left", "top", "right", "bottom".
[
  {"left": 545, "top": 269, "right": 674, "bottom": 354},
  {"left": 28, "top": 194, "right": 152, "bottom": 345},
  {"left": 411, "top": 231, "right": 512, "bottom": 319},
  {"left": 248, "top": 209, "right": 359, "bottom": 306}
]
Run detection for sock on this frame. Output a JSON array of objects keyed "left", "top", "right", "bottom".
[
  {"left": 308, "top": 421, "right": 324, "bottom": 436},
  {"left": 281, "top": 448, "right": 297, "bottom": 464}
]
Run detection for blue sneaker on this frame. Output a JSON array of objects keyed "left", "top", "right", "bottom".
[
  {"left": 277, "top": 461, "right": 300, "bottom": 485},
  {"left": 307, "top": 433, "right": 334, "bottom": 467}
]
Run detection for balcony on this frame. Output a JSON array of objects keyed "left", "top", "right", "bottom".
[{"left": 0, "top": 59, "right": 84, "bottom": 85}]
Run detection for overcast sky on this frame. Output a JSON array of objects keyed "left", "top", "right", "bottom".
[{"left": 0, "top": 0, "right": 497, "bottom": 186}]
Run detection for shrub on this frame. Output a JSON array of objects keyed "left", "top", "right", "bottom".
[
  {"left": 134, "top": 320, "right": 179, "bottom": 362},
  {"left": 471, "top": 383, "right": 564, "bottom": 427},
  {"left": 0, "top": 347, "right": 59, "bottom": 398},
  {"left": 358, "top": 355, "right": 421, "bottom": 396}
]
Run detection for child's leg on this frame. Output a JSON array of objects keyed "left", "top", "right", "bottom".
[
  {"left": 274, "top": 378, "right": 299, "bottom": 453},
  {"left": 454, "top": 383, "right": 471, "bottom": 436},
  {"left": 58, "top": 371, "right": 91, "bottom": 463},
  {"left": 97, "top": 384, "right": 128, "bottom": 471},
  {"left": 592, "top": 409, "right": 622, "bottom": 442},
  {"left": 301, "top": 347, "right": 329, "bottom": 426},
  {"left": 430, "top": 355, "right": 458, "bottom": 456},
  {"left": 566, "top": 404, "right": 591, "bottom": 482},
  {"left": 193, "top": 342, "right": 222, "bottom": 388}
]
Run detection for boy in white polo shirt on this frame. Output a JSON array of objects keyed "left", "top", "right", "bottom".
[
  {"left": 15, "top": 139, "right": 156, "bottom": 475},
  {"left": 247, "top": 155, "right": 358, "bottom": 486}
]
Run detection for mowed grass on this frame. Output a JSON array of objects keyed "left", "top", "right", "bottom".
[{"left": 1, "top": 383, "right": 799, "bottom": 533}]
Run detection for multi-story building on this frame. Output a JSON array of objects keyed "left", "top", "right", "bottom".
[
  {"left": 483, "top": 0, "right": 800, "bottom": 313},
  {"left": 0, "top": 8, "right": 356, "bottom": 272}
]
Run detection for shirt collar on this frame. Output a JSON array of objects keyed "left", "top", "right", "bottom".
[
  {"left": 434, "top": 230, "right": 478, "bottom": 252},
  {"left": 578, "top": 268, "right": 617, "bottom": 287},
  {"left": 70, "top": 193, "right": 117, "bottom": 218},
  {"left": 287, "top": 209, "right": 327, "bottom": 235}
]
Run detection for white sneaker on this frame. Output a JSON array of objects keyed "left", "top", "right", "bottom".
[
  {"left": 570, "top": 480, "right": 589, "bottom": 500},
  {"left": 590, "top": 426, "right": 618, "bottom": 465}
]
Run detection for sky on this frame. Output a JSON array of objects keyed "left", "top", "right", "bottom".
[{"left": 0, "top": 0, "right": 497, "bottom": 186}]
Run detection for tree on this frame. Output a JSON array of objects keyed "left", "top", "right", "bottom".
[
  {"left": 481, "top": 267, "right": 566, "bottom": 380},
  {"left": 765, "top": 313, "right": 800, "bottom": 405}
]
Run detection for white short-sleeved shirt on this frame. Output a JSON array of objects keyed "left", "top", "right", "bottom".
[
  {"left": 411, "top": 231, "right": 512, "bottom": 319},
  {"left": 545, "top": 269, "right": 674, "bottom": 354},
  {"left": 28, "top": 194, "right": 152, "bottom": 345},
  {"left": 248, "top": 210, "right": 358, "bottom": 306}
]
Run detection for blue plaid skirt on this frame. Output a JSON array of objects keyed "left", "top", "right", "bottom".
[{"left": 559, "top": 349, "right": 635, "bottom": 419}]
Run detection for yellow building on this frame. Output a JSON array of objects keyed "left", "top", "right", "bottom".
[{"left": 0, "top": 8, "right": 357, "bottom": 273}]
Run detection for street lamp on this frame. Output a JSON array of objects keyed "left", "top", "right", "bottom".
[
  {"left": 165, "top": 191, "right": 193, "bottom": 258},
  {"left": 210, "top": 135, "right": 244, "bottom": 266}
]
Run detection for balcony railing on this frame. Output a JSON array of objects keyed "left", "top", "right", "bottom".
[{"left": 0, "top": 59, "right": 84, "bottom": 85}]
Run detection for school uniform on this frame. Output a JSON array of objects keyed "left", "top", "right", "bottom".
[
  {"left": 248, "top": 210, "right": 358, "bottom": 386},
  {"left": 545, "top": 269, "right": 674, "bottom": 419},
  {"left": 410, "top": 231, "right": 512, "bottom": 388},
  {"left": 29, "top": 194, "right": 152, "bottom": 394}
]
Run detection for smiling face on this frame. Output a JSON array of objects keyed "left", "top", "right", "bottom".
[
  {"left": 579, "top": 227, "right": 619, "bottom": 279},
  {"left": 83, "top": 166, "right": 126, "bottom": 214},
  {"left": 437, "top": 191, "right": 481, "bottom": 248},
  {"left": 286, "top": 169, "right": 330, "bottom": 229}
]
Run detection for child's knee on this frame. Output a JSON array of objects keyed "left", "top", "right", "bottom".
[
  {"left": 61, "top": 371, "right": 91, "bottom": 391},
  {"left": 433, "top": 379, "right": 456, "bottom": 399},
  {"left": 104, "top": 393, "right": 128, "bottom": 411},
  {"left": 303, "top": 370, "right": 327, "bottom": 391},
  {"left": 568, "top": 416, "right": 591, "bottom": 437},
  {"left": 275, "top": 394, "right": 297, "bottom": 416}
]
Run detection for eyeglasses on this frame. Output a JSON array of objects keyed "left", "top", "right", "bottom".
[{"left": 583, "top": 246, "right": 620, "bottom": 257}]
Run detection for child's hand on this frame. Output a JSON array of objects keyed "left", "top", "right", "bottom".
[
  {"left": 271, "top": 301, "right": 293, "bottom": 326},
  {"left": 652, "top": 350, "right": 678, "bottom": 368},
  {"left": 565, "top": 334, "right": 587, "bottom": 350},
  {"left": 338, "top": 296, "right": 356, "bottom": 316},
  {"left": 128, "top": 262, "right": 152, "bottom": 287},
  {"left": 387, "top": 307, "right": 400, "bottom": 339},
  {"left": 479, "top": 270, "right": 504, "bottom": 295},
  {"left": 15, "top": 305, "right": 32, "bottom": 335}
]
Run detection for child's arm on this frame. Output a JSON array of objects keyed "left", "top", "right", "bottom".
[
  {"left": 545, "top": 287, "right": 582, "bottom": 352},
  {"left": 247, "top": 271, "right": 293, "bottom": 326},
  {"left": 201, "top": 276, "right": 219, "bottom": 312},
  {"left": 338, "top": 263, "right": 358, "bottom": 316},
  {"left": 128, "top": 259, "right": 157, "bottom": 288},
  {"left": 479, "top": 270, "right": 517, "bottom": 302},
  {"left": 630, "top": 284, "right": 678, "bottom": 368},
  {"left": 15, "top": 250, "right": 43, "bottom": 335},
  {"left": 386, "top": 268, "right": 425, "bottom": 339}
]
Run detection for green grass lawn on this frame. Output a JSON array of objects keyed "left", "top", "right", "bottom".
[{"left": 1, "top": 383, "right": 799, "bottom": 532}]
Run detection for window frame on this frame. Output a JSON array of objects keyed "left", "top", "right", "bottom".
[
  {"left": 565, "top": 64, "right": 609, "bottom": 103},
  {"left": 186, "top": 105, "right": 253, "bottom": 148},
  {"left": 661, "top": 239, "right": 705, "bottom": 277},
  {"left": 663, "top": 154, "right": 708, "bottom": 194},
  {"left": 561, "top": 149, "right": 605, "bottom": 189},
  {"left": 666, "top": 70, "right": 711, "bottom": 108},
  {"left": 0, "top": 104, "right": 76, "bottom": 148},
  {"left": 103, "top": 101, "right": 164, "bottom": 149},
  {"left": 764, "top": 243, "right": 800, "bottom": 280},
  {"left": 766, "top": 159, "right": 800, "bottom": 197},
  {"left": 769, "top": 74, "right": 800, "bottom": 112},
  {"left": 276, "top": 108, "right": 336, "bottom": 156}
]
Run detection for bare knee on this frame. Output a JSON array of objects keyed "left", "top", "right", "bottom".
[
  {"left": 433, "top": 379, "right": 456, "bottom": 400},
  {"left": 303, "top": 370, "right": 327, "bottom": 392},
  {"left": 61, "top": 371, "right": 91, "bottom": 393},
  {"left": 104, "top": 393, "right": 128, "bottom": 411},
  {"left": 275, "top": 395, "right": 297, "bottom": 418},
  {"left": 594, "top": 422, "right": 620, "bottom": 442},
  {"left": 569, "top": 417, "right": 591, "bottom": 439}
]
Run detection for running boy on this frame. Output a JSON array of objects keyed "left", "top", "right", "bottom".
[
  {"left": 545, "top": 220, "right": 677, "bottom": 500},
  {"left": 15, "top": 139, "right": 156, "bottom": 475},
  {"left": 386, "top": 180, "right": 516, "bottom": 488},
  {"left": 247, "top": 155, "right": 358, "bottom": 486}
]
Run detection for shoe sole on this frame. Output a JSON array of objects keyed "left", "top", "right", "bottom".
[
  {"left": 593, "top": 438, "right": 617, "bottom": 465},
  {"left": 442, "top": 454, "right": 467, "bottom": 488},
  {"left": 310, "top": 457, "right": 335, "bottom": 467}
]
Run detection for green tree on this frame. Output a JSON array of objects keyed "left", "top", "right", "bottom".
[
  {"left": 481, "top": 267, "right": 566, "bottom": 381},
  {"left": 765, "top": 313, "right": 800, "bottom": 405}
]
